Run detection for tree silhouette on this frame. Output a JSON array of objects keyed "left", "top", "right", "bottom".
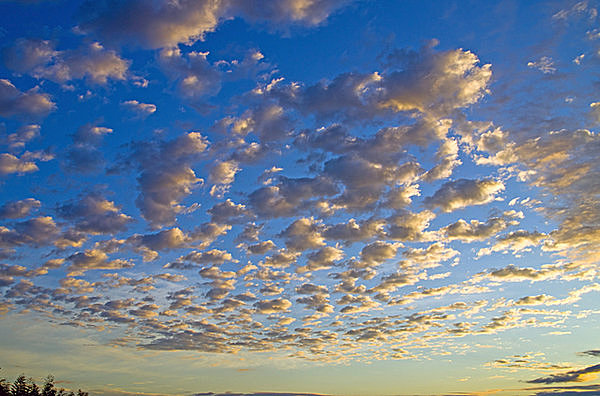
[
  {"left": 10, "top": 375, "right": 28, "bottom": 396},
  {"left": 0, "top": 371, "right": 10, "bottom": 396},
  {"left": 0, "top": 371, "right": 87, "bottom": 396},
  {"left": 27, "top": 379, "right": 40, "bottom": 396},
  {"left": 40, "top": 376, "right": 56, "bottom": 396}
]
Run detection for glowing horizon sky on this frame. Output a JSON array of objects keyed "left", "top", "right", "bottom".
[{"left": 0, "top": 1, "right": 599, "bottom": 395}]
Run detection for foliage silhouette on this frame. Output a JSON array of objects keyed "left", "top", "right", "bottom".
[{"left": 0, "top": 371, "right": 87, "bottom": 396}]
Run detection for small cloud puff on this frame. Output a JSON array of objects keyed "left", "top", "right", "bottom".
[
  {"left": 0, "top": 79, "right": 55, "bottom": 119},
  {"left": 121, "top": 100, "right": 156, "bottom": 117},
  {"left": 0, "top": 198, "right": 41, "bottom": 219},
  {"left": 527, "top": 56, "right": 556, "bottom": 74},
  {"left": 4, "top": 39, "right": 129, "bottom": 84},
  {"left": 424, "top": 178, "right": 504, "bottom": 213}
]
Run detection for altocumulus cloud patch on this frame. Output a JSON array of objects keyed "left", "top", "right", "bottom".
[{"left": 0, "top": 1, "right": 599, "bottom": 396}]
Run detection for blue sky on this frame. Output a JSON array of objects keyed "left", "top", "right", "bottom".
[{"left": 0, "top": 1, "right": 599, "bottom": 395}]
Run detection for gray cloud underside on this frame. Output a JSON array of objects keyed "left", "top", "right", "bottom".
[{"left": 527, "top": 364, "right": 600, "bottom": 384}]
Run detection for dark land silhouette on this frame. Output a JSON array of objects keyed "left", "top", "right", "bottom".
[{"left": 0, "top": 371, "right": 88, "bottom": 396}]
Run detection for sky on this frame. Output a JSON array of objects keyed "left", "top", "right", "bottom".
[{"left": 0, "top": 0, "right": 599, "bottom": 395}]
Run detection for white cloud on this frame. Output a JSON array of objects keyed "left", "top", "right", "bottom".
[
  {"left": 527, "top": 56, "right": 556, "bottom": 74},
  {"left": 121, "top": 100, "right": 157, "bottom": 117}
]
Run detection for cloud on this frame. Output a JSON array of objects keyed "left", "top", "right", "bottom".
[
  {"left": 249, "top": 104, "right": 295, "bottom": 142},
  {"left": 296, "top": 245, "right": 344, "bottom": 273},
  {"left": 579, "top": 350, "right": 600, "bottom": 357},
  {"left": 369, "top": 271, "right": 422, "bottom": 296},
  {"left": 279, "top": 217, "right": 324, "bottom": 252},
  {"left": 209, "top": 160, "right": 240, "bottom": 197},
  {"left": 64, "top": 124, "right": 113, "bottom": 173},
  {"left": 296, "top": 291, "right": 333, "bottom": 313},
  {"left": 294, "top": 123, "right": 357, "bottom": 154},
  {"left": 68, "top": 249, "right": 132, "bottom": 273},
  {"left": 158, "top": 47, "right": 221, "bottom": 99},
  {"left": 442, "top": 216, "right": 510, "bottom": 242},
  {"left": 355, "top": 241, "right": 401, "bottom": 268},
  {"left": 4, "top": 124, "right": 40, "bottom": 149},
  {"left": 254, "top": 297, "right": 292, "bottom": 314},
  {"left": 188, "top": 222, "right": 232, "bottom": 247},
  {"left": 323, "top": 217, "right": 385, "bottom": 245},
  {"left": 77, "top": 0, "right": 352, "bottom": 49},
  {"left": 324, "top": 154, "right": 417, "bottom": 190},
  {"left": 208, "top": 199, "right": 252, "bottom": 224},
  {"left": 424, "top": 178, "right": 505, "bottom": 213},
  {"left": 0, "top": 153, "right": 39, "bottom": 175},
  {"left": 478, "top": 230, "right": 546, "bottom": 257},
  {"left": 209, "top": 159, "right": 240, "bottom": 185},
  {"left": 422, "top": 138, "right": 461, "bottom": 182},
  {"left": 128, "top": 303, "right": 160, "bottom": 318},
  {"left": 0, "top": 264, "right": 35, "bottom": 280},
  {"left": 57, "top": 194, "right": 133, "bottom": 235},
  {"left": 235, "top": 222, "right": 263, "bottom": 243},
  {"left": 472, "top": 128, "right": 600, "bottom": 267},
  {"left": 386, "top": 210, "right": 435, "bottom": 242},
  {"left": 178, "top": 249, "right": 238, "bottom": 266},
  {"left": 121, "top": 100, "right": 156, "bottom": 117},
  {"left": 320, "top": 154, "right": 421, "bottom": 212},
  {"left": 198, "top": 266, "right": 236, "bottom": 280},
  {"left": 402, "top": 242, "right": 459, "bottom": 270},
  {"left": 529, "top": 386, "right": 600, "bottom": 396},
  {"left": 514, "top": 294, "right": 555, "bottom": 306},
  {"left": 389, "top": 282, "right": 491, "bottom": 306},
  {"left": 129, "top": 224, "right": 230, "bottom": 261},
  {"left": 527, "top": 56, "right": 557, "bottom": 74},
  {"left": 266, "top": 46, "right": 491, "bottom": 121},
  {"left": 56, "top": 277, "right": 95, "bottom": 294},
  {"left": 218, "top": 49, "right": 270, "bottom": 81},
  {"left": 261, "top": 249, "right": 300, "bottom": 268},
  {"left": 246, "top": 240, "right": 276, "bottom": 255},
  {"left": 295, "top": 283, "right": 328, "bottom": 295},
  {"left": 590, "top": 102, "right": 600, "bottom": 124},
  {"left": 527, "top": 364, "right": 600, "bottom": 384},
  {"left": 229, "top": 0, "right": 351, "bottom": 27},
  {"left": 0, "top": 79, "right": 55, "bottom": 118},
  {"left": 3, "top": 39, "right": 130, "bottom": 84},
  {"left": 482, "top": 264, "right": 562, "bottom": 282},
  {"left": 0, "top": 216, "right": 60, "bottom": 248},
  {"left": 132, "top": 227, "right": 188, "bottom": 260},
  {"left": 77, "top": 0, "right": 230, "bottom": 49},
  {"left": 2, "top": 38, "right": 55, "bottom": 73},
  {"left": 2, "top": 2, "right": 599, "bottom": 381},
  {"left": 133, "top": 132, "right": 209, "bottom": 228},
  {"left": 552, "top": 1, "right": 598, "bottom": 21},
  {"left": 248, "top": 176, "right": 338, "bottom": 218},
  {"left": 0, "top": 198, "right": 41, "bottom": 219},
  {"left": 337, "top": 294, "right": 379, "bottom": 314}
]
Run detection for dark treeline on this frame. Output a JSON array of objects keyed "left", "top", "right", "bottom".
[{"left": 0, "top": 371, "right": 88, "bottom": 396}]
